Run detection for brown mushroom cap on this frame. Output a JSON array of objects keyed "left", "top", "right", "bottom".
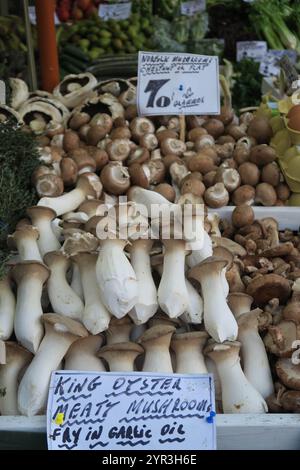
[
  {"left": 98, "top": 342, "right": 144, "bottom": 361},
  {"left": 63, "top": 130, "right": 80, "bottom": 152},
  {"left": 12, "top": 260, "right": 50, "bottom": 285},
  {"left": 7, "top": 225, "right": 39, "bottom": 250},
  {"left": 227, "top": 293, "right": 253, "bottom": 318},
  {"left": 264, "top": 321, "right": 298, "bottom": 357},
  {"left": 86, "top": 147, "right": 109, "bottom": 171},
  {"left": 4, "top": 341, "right": 33, "bottom": 363},
  {"left": 44, "top": 250, "right": 70, "bottom": 268},
  {"left": 68, "top": 148, "right": 96, "bottom": 173},
  {"left": 188, "top": 153, "right": 216, "bottom": 174},
  {"left": 27, "top": 205, "right": 57, "bottom": 224},
  {"left": 276, "top": 358, "right": 300, "bottom": 391},
  {"left": 231, "top": 185, "right": 255, "bottom": 206},
  {"left": 77, "top": 172, "right": 103, "bottom": 198},
  {"left": 100, "top": 162, "right": 131, "bottom": 195},
  {"left": 232, "top": 205, "right": 255, "bottom": 228},
  {"left": 238, "top": 162, "right": 260, "bottom": 186},
  {"left": 138, "top": 324, "right": 176, "bottom": 344},
  {"left": 188, "top": 256, "right": 229, "bottom": 285},
  {"left": 211, "top": 236, "right": 247, "bottom": 257},
  {"left": 249, "top": 145, "right": 276, "bottom": 166},
  {"left": 247, "top": 117, "right": 273, "bottom": 144},
  {"left": 154, "top": 183, "right": 176, "bottom": 202},
  {"left": 246, "top": 274, "right": 291, "bottom": 306},
  {"left": 42, "top": 313, "right": 88, "bottom": 338},
  {"left": 128, "top": 163, "right": 150, "bottom": 189},
  {"left": 35, "top": 174, "right": 64, "bottom": 198},
  {"left": 171, "top": 331, "right": 209, "bottom": 348},
  {"left": 204, "top": 340, "right": 241, "bottom": 359},
  {"left": 78, "top": 199, "right": 102, "bottom": 218},
  {"left": 281, "top": 390, "right": 300, "bottom": 412},
  {"left": 60, "top": 157, "right": 78, "bottom": 186},
  {"left": 212, "top": 246, "right": 234, "bottom": 268},
  {"left": 262, "top": 242, "right": 294, "bottom": 258}
]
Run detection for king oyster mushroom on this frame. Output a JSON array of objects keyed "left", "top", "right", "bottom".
[{"left": 53, "top": 73, "right": 97, "bottom": 109}]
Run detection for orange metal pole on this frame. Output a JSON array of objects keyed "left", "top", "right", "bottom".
[{"left": 35, "top": 0, "right": 60, "bottom": 92}]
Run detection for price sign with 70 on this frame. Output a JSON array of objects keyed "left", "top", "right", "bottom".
[{"left": 137, "top": 51, "right": 220, "bottom": 117}]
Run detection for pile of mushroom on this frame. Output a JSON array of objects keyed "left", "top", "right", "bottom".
[
  {"left": 0, "top": 73, "right": 299, "bottom": 418},
  {"left": 26, "top": 74, "right": 290, "bottom": 209}
]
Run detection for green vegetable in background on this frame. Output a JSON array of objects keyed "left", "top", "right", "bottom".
[
  {"left": 250, "top": 0, "right": 300, "bottom": 52},
  {"left": 232, "top": 59, "right": 263, "bottom": 111},
  {"left": 0, "top": 121, "right": 39, "bottom": 278}
]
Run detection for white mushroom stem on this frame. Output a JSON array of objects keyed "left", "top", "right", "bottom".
[
  {"left": 188, "top": 257, "right": 238, "bottom": 342},
  {"left": 13, "top": 262, "right": 49, "bottom": 353},
  {"left": 64, "top": 335, "right": 105, "bottom": 371},
  {"left": 96, "top": 239, "right": 138, "bottom": 319},
  {"left": 128, "top": 239, "right": 158, "bottom": 325},
  {"left": 0, "top": 276, "right": 15, "bottom": 341},
  {"left": 0, "top": 342, "right": 32, "bottom": 415},
  {"left": 205, "top": 356, "right": 222, "bottom": 412},
  {"left": 70, "top": 262, "right": 84, "bottom": 301},
  {"left": 238, "top": 309, "right": 274, "bottom": 399},
  {"left": 181, "top": 278, "right": 203, "bottom": 324},
  {"left": 44, "top": 251, "right": 84, "bottom": 321},
  {"left": 139, "top": 325, "right": 175, "bottom": 373},
  {"left": 73, "top": 253, "right": 111, "bottom": 334},
  {"left": 38, "top": 173, "right": 102, "bottom": 216},
  {"left": 98, "top": 342, "right": 143, "bottom": 372},
  {"left": 171, "top": 332, "right": 208, "bottom": 373},
  {"left": 27, "top": 206, "right": 60, "bottom": 256},
  {"left": 106, "top": 317, "right": 133, "bottom": 345},
  {"left": 158, "top": 239, "right": 189, "bottom": 318},
  {"left": 205, "top": 341, "right": 268, "bottom": 413},
  {"left": 18, "top": 314, "right": 88, "bottom": 416}
]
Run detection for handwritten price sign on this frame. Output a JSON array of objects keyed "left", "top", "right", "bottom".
[
  {"left": 137, "top": 52, "right": 220, "bottom": 116},
  {"left": 47, "top": 372, "right": 216, "bottom": 450}
]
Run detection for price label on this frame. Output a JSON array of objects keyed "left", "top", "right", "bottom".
[
  {"left": 47, "top": 371, "right": 216, "bottom": 450},
  {"left": 259, "top": 50, "right": 297, "bottom": 77},
  {"left": 0, "top": 81, "right": 6, "bottom": 105},
  {"left": 137, "top": 51, "right": 220, "bottom": 116},
  {"left": 181, "top": 0, "right": 206, "bottom": 16},
  {"left": 99, "top": 2, "right": 132, "bottom": 21},
  {"left": 28, "top": 6, "right": 60, "bottom": 25},
  {"left": 236, "top": 41, "right": 267, "bottom": 63}
]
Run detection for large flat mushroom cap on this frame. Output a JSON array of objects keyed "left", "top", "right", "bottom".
[
  {"left": 264, "top": 320, "right": 298, "bottom": 357},
  {"left": 246, "top": 274, "right": 291, "bottom": 306},
  {"left": 12, "top": 260, "right": 50, "bottom": 284},
  {"left": 276, "top": 358, "right": 300, "bottom": 391},
  {"left": 138, "top": 324, "right": 176, "bottom": 343},
  {"left": 43, "top": 313, "right": 88, "bottom": 338}
]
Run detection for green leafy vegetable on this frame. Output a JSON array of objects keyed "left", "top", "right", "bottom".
[
  {"left": 232, "top": 59, "right": 263, "bottom": 111},
  {"left": 0, "top": 121, "right": 39, "bottom": 277}
]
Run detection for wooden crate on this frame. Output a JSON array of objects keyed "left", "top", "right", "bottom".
[{"left": 0, "top": 415, "right": 300, "bottom": 450}]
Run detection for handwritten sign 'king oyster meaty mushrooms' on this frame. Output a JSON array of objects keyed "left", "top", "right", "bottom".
[{"left": 47, "top": 372, "right": 216, "bottom": 450}]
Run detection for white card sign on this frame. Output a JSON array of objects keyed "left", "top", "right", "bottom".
[
  {"left": 99, "top": 2, "right": 132, "bottom": 21},
  {"left": 137, "top": 51, "right": 220, "bottom": 116},
  {"left": 236, "top": 41, "right": 267, "bottom": 62},
  {"left": 259, "top": 50, "right": 297, "bottom": 77},
  {"left": 181, "top": 0, "right": 206, "bottom": 16},
  {"left": 47, "top": 371, "right": 216, "bottom": 450}
]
